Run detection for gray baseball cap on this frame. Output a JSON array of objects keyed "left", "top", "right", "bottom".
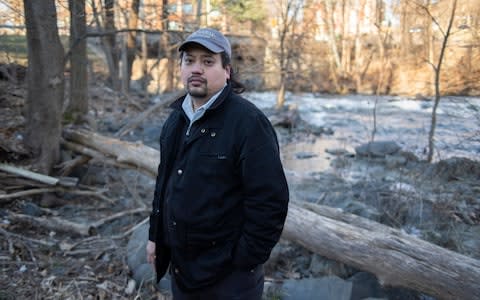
[{"left": 179, "top": 28, "right": 231, "bottom": 59}]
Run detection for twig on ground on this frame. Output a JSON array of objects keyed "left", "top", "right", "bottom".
[
  {"left": 112, "top": 216, "right": 149, "bottom": 240},
  {"left": 0, "top": 227, "right": 57, "bottom": 247},
  {"left": 120, "top": 174, "right": 147, "bottom": 210},
  {"left": 0, "top": 187, "right": 58, "bottom": 203},
  {"left": 90, "top": 207, "right": 149, "bottom": 229},
  {"left": 65, "top": 245, "right": 116, "bottom": 257},
  {"left": 21, "top": 238, "right": 38, "bottom": 263},
  {"left": 67, "top": 189, "right": 115, "bottom": 203},
  {"left": 73, "top": 280, "right": 84, "bottom": 300},
  {"left": 0, "top": 185, "right": 114, "bottom": 204},
  {"left": 7, "top": 207, "right": 148, "bottom": 240},
  {"left": 0, "top": 227, "right": 15, "bottom": 254},
  {"left": 67, "top": 235, "right": 103, "bottom": 251},
  {"left": 57, "top": 155, "right": 91, "bottom": 177},
  {"left": 8, "top": 212, "right": 93, "bottom": 236}
]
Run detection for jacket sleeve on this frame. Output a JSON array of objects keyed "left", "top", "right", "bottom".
[
  {"left": 148, "top": 160, "right": 163, "bottom": 242},
  {"left": 148, "top": 110, "right": 183, "bottom": 243},
  {"left": 231, "top": 112, "right": 289, "bottom": 269}
]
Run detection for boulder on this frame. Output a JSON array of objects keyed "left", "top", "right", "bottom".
[
  {"left": 126, "top": 222, "right": 172, "bottom": 294},
  {"left": 355, "top": 141, "right": 401, "bottom": 158}
]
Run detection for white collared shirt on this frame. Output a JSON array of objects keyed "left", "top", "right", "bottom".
[{"left": 182, "top": 86, "right": 226, "bottom": 136}]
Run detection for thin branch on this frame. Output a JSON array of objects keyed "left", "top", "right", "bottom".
[
  {"left": 0, "top": 188, "right": 58, "bottom": 203},
  {"left": 0, "top": 186, "right": 113, "bottom": 204},
  {"left": 0, "top": 227, "right": 57, "bottom": 247},
  {"left": 112, "top": 216, "right": 149, "bottom": 240},
  {"left": 90, "top": 208, "right": 149, "bottom": 229},
  {"left": 8, "top": 212, "right": 93, "bottom": 236},
  {"left": 0, "top": 163, "right": 58, "bottom": 185}
]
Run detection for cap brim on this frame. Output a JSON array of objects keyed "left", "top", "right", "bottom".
[{"left": 178, "top": 39, "right": 224, "bottom": 54}]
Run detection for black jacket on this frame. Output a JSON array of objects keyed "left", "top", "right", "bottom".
[{"left": 148, "top": 83, "right": 289, "bottom": 291}]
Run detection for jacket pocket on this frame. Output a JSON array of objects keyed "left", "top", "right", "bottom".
[
  {"left": 197, "top": 152, "right": 230, "bottom": 178},
  {"left": 200, "top": 153, "right": 228, "bottom": 165},
  {"left": 186, "top": 226, "right": 236, "bottom": 249}
]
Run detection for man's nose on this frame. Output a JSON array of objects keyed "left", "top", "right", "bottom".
[{"left": 191, "top": 62, "right": 204, "bottom": 74}]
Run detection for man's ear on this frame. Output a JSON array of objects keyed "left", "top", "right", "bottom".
[{"left": 225, "top": 65, "right": 231, "bottom": 80}]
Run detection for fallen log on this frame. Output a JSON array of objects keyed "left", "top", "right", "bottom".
[
  {"left": 62, "top": 129, "right": 480, "bottom": 299},
  {"left": 0, "top": 163, "right": 78, "bottom": 187},
  {"left": 286, "top": 203, "right": 480, "bottom": 300},
  {"left": 9, "top": 212, "right": 93, "bottom": 236},
  {"left": 8, "top": 208, "right": 149, "bottom": 236},
  {"left": 63, "top": 128, "right": 159, "bottom": 176}
]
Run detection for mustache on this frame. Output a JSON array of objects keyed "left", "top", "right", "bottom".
[{"left": 188, "top": 76, "right": 206, "bottom": 83}]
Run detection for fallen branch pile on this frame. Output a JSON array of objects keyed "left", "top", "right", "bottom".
[
  {"left": 58, "top": 128, "right": 480, "bottom": 300},
  {"left": 2, "top": 127, "right": 479, "bottom": 299}
]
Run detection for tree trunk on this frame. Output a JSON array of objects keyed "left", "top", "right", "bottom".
[
  {"left": 424, "top": 0, "right": 434, "bottom": 95},
  {"left": 166, "top": 43, "right": 176, "bottom": 92},
  {"left": 353, "top": 0, "right": 366, "bottom": 92},
  {"left": 66, "top": 0, "right": 88, "bottom": 123},
  {"left": 399, "top": 1, "right": 411, "bottom": 57},
  {"left": 23, "top": 0, "right": 65, "bottom": 174},
  {"left": 324, "top": 0, "right": 344, "bottom": 93},
  {"left": 194, "top": 0, "right": 203, "bottom": 26},
  {"left": 176, "top": 0, "right": 184, "bottom": 30},
  {"left": 141, "top": 9, "right": 149, "bottom": 92},
  {"left": 276, "top": 80, "right": 286, "bottom": 109},
  {"left": 427, "top": 0, "right": 457, "bottom": 162},
  {"left": 104, "top": 0, "right": 120, "bottom": 90},
  {"left": 126, "top": 0, "right": 140, "bottom": 91},
  {"left": 159, "top": 0, "right": 176, "bottom": 92}
]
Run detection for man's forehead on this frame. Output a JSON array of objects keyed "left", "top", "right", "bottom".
[{"left": 183, "top": 47, "right": 218, "bottom": 57}]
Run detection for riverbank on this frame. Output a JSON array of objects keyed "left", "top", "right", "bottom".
[{"left": 1, "top": 79, "right": 479, "bottom": 299}]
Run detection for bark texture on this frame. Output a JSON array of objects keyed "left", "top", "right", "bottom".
[
  {"left": 24, "top": 0, "right": 65, "bottom": 174},
  {"left": 284, "top": 203, "right": 480, "bottom": 300},
  {"left": 67, "top": 0, "right": 88, "bottom": 122}
]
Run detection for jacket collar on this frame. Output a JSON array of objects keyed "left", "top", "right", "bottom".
[{"left": 170, "top": 83, "right": 233, "bottom": 111}]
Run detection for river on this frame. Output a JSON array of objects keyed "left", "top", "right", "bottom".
[{"left": 246, "top": 92, "right": 480, "bottom": 176}]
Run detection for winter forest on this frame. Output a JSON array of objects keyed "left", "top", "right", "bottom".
[{"left": 0, "top": 0, "right": 479, "bottom": 299}]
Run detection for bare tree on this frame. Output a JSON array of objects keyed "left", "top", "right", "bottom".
[
  {"left": 420, "top": 0, "right": 458, "bottom": 162},
  {"left": 162, "top": 0, "right": 176, "bottom": 92},
  {"left": 23, "top": 0, "right": 65, "bottom": 174},
  {"left": 90, "top": 0, "right": 120, "bottom": 90},
  {"left": 125, "top": 0, "right": 140, "bottom": 91},
  {"left": 272, "top": 0, "right": 305, "bottom": 108},
  {"left": 322, "top": 0, "right": 342, "bottom": 92},
  {"left": 66, "top": 0, "right": 88, "bottom": 124},
  {"left": 352, "top": 0, "right": 368, "bottom": 92}
]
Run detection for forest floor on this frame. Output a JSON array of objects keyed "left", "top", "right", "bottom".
[
  {"left": 0, "top": 76, "right": 169, "bottom": 299},
  {"left": 1, "top": 73, "right": 480, "bottom": 300}
]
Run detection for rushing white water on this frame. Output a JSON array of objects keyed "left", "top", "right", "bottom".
[{"left": 246, "top": 92, "right": 480, "bottom": 175}]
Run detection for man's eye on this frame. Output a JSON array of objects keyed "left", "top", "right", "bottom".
[
  {"left": 204, "top": 60, "right": 214, "bottom": 65},
  {"left": 184, "top": 58, "right": 193, "bottom": 64}
]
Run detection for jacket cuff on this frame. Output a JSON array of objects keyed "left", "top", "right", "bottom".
[{"left": 148, "top": 212, "right": 159, "bottom": 241}]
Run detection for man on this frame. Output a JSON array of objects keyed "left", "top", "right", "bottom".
[{"left": 146, "top": 28, "right": 289, "bottom": 299}]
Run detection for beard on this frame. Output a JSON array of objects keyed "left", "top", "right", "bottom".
[
  {"left": 187, "top": 84, "right": 208, "bottom": 98},
  {"left": 187, "top": 78, "right": 208, "bottom": 98}
]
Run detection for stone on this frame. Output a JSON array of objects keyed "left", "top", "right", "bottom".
[
  {"left": 278, "top": 277, "right": 352, "bottom": 300},
  {"left": 355, "top": 141, "right": 401, "bottom": 158},
  {"left": 295, "top": 151, "right": 318, "bottom": 159}
]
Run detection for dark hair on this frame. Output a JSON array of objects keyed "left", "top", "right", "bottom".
[
  {"left": 179, "top": 50, "right": 245, "bottom": 94},
  {"left": 220, "top": 52, "right": 245, "bottom": 94}
]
